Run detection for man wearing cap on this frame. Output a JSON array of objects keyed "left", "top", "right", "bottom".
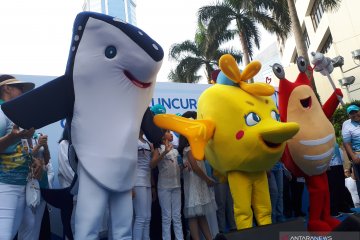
[
  {"left": 342, "top": 104, "right": 360, "bottom": 201},
  {"left": 0, "top": 74, "right": 43, "bottom": 240}
]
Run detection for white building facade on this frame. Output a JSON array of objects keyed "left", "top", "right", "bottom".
[{"left": 277, "top": 0, "right": 360, "bottom": 103}]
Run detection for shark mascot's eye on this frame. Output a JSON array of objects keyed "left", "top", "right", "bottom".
[
  {"left": 271, "top": 110, "right": 280, "bottom": 122},
  {"left": 105, "top": 45, "right": 117, "bottom": 59},
  {"left": 272, "top": 63, "right": 285, "bottom": 79},
  {"left": 245, "top": 112, "right": 261, "bottom": 126},
  {"left": 297, "top": 56, "right": 307, "bottom": 73}
]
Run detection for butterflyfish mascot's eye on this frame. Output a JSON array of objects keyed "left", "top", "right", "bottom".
[
  {"left": 275, "top": 56, "right": 343, "bottom": 232},
  {"left": 154, "top": 54, "right": 300, "bottom": 230},
  {"left": 1, "top": 12, "right": 164, "bottom": 239}
]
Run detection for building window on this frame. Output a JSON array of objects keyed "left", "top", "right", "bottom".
[
  {"left": 320, "top": 34, "right": 333, "bottom": 54},
  {"left": 303, "top": 28, "right": 310, "bottom": 49},
  {"left": 310, "top": 0, "right": 324, "bottom": 31}
]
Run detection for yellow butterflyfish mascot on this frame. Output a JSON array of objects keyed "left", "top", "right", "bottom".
[{"left": 154, "top": 54, "right": 299, "bottom": 230}]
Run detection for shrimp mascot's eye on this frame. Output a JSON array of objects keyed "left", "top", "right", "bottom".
[
  {"left": 272, "top": 63, "right": 285, "bottom": 79},
  {"left": 297, "top": 56, "right": 307, "bottom": 72}
]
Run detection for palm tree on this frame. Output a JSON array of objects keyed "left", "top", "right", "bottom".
[
  {"left": 198, "top": 0, "right": 291, "bottom": 70},
  {"left": 287, "top": 0, "right": 341, "bottom": 95},
  {"left": 168, "top": 67, "right": 201, "bottom": 83},
  {"left": 169, "top": 23, "right": 242, "bottom": 84}
]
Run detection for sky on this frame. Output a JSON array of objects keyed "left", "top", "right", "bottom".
[{"left": 0, "top": 0, "right": 276, "bottom": 82}]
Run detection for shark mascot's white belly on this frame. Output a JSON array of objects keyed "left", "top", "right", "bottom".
[
  {"left": 2, "top": 12, "right": 164, "bottom": 239},
  {"left": 71, "top": 16, "right": 161, "bottom": 191}
]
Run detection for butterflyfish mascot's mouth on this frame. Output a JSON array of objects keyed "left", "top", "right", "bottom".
[{"left": 154, "top": 54, "right": 300, "bottom": 230}]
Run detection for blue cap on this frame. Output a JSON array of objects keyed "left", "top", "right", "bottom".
[
  {"left": 347, "top": 105, "right": 360, "bottom": 114},
  {"left": 150, "top": 104, "right": 166, "bottom": 115},
  {"left": 216, "top": 71, "right": 238, "bottom": 87}
]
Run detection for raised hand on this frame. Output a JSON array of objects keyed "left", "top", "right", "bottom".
[
  {"left": 38, "top": 134, "right": 48, "bottom": 147},
  {"left": 164, "top": 139, "right": 173, "bottom": 153},
  {"left": 11, "top": 125, "right": 35, "bottom": 139}
]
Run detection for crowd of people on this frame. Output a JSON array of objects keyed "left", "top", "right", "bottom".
[{"left": 0, "top": 75, "right": 360, "bottom": 240}]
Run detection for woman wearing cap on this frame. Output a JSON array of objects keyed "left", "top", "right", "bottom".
[
  {"left": 342, "top": 104, "right": 360, "bottom": 202},
  {"left": 0, "top": 74, "right": 43, "bottom": 240}
]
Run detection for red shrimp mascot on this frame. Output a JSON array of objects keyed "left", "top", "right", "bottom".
[{"left": 273, "top": 56, "right": 343, "bottom": 232}]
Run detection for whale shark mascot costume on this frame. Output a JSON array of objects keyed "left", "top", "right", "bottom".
[{"left": 1, "top": 12, "right": 164, "bottom": 239}]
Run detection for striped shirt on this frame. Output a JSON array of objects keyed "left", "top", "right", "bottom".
[
  {"left": 342, "top": 119, "right": 360, "bottom": 152},
  {"left": 0, "top": 106, "right": 30, "bottom": 185}
]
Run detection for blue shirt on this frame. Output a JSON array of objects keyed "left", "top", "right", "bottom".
[
  {"left": 271, "top": 161, "right": 283, "bottom": 171},
  {"left": 329, "top": 143, "right": 343, "bottom": 166},
  {"left": 342, "top": 119, "right": 360, "bottom": 152}
]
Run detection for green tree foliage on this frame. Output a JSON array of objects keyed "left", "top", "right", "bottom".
[
  {"left": 198, "top": 0, "right": 291, "bottom": 72},
  {"left": 168, "top": 23, "right": 242, "bottom": 83}
]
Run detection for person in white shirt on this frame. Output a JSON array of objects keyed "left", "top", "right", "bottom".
[
  {"left": 132, "top": 130, "right": 160, "bottom": 240},
  {"left": 58, "top": 135, "right": 73, "bottom": 189},
  {"left": 57, "top": 127, "right": 76, "bottom": 240},
  {"left": 345, "top": 166, "right": 360, "bottom": 208},
  {"left": 152, "top": 130, "right": 184, "bottom": 240}
]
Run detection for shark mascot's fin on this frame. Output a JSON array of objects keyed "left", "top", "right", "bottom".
[{"left": 1, "top": 75, "right": 74, "bottom": 129}]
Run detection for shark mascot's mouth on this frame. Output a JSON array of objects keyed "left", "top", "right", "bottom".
[{"left": 124, "top": 70, "right": 151, "bottom": 88}]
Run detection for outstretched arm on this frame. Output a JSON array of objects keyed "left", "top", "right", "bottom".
[{"left": 322, "top": 88, "right": 343, "bottom": 119}]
